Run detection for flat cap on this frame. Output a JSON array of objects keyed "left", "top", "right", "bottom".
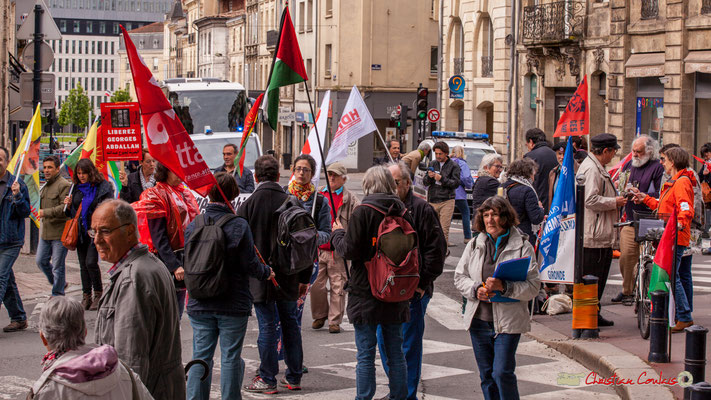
[
  {"left": 590, "top": 133, "right": 620, "bottom": 150},
  {"left": 326, "top": 162, "right": 347, "bottom": 176}
]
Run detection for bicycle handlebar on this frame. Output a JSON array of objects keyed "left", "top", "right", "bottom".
[{"left": 614, "top": 221, "right": 634, "bottom": 228}]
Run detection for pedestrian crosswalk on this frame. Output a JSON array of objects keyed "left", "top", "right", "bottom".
[{"left": 607, "top": 255, "right": 711, "bottom": 293}]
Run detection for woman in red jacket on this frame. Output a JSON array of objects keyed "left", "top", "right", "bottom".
[{"left": 632, "top": 146, "right": 695, "bottom": 332}]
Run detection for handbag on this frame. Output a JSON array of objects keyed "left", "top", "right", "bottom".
[
  {"left": 702, "top": 181, "right": 711, "bottom": 204},
  {"left": 61, "top": 203, "right": 82, "bottom": 251}
]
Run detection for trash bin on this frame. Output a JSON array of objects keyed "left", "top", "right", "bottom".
[{"left": 282, "top": 153, "right": 292, "bottom": 170}]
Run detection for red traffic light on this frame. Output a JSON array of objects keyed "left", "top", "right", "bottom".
[{"left": 417, "top": 87, "right": 429, "bottom": 98}]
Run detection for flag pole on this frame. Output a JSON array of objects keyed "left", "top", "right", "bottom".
[
  {"left": 375, "top": 127, "right": 395, "bottom": 163},
  {"left": 303, "top": 82, "right": 336, "bottom": 215}
]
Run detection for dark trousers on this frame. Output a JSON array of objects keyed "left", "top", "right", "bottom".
[
  {"left": 581, "top": 247, "right": 613, "bottom": 308},
  {"left": 76, "top": 238, "right": 102, "bottom": 294}
]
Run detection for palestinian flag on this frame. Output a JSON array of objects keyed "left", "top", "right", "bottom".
[
  {"left": 236, "top": 93, "right": 263, "bottom": 177},
  {"left": 262, "top": 6, "right": 308, "bottom": 130},
  {"left": 648, "top": 209, "right": 677, "bottom": 296}
]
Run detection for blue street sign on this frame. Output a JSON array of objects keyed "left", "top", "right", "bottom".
[{"left": 449, "top": 75, "right": 465, "bottom": 99}]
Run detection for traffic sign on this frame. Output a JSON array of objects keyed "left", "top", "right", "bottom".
[
  {"left": 20, "top": 72, "right": 55, "bottom": 109},
  {"left": 16, "top": 0, "right": 61, "bottom": 41},
  {"left": 448, "top": 75, "right": 465, "bottom": 99},
  {"left": 427, "top": 108, "right": 440, "bottom": 123},
  {"left": 21, "top": 41, "right": 54, "bottom": 71}
]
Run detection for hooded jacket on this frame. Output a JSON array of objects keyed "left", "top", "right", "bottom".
[
  {"left": 330, "top": 193, "right": 412, "bottom": 325},
  {"left": 643, "top": 168, "right": 696, "bottom": 247},
  {"left": 29, "top": 344, "right": 153, "bottom": 399}
]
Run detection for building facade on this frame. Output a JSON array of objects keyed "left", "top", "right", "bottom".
[
  {"left": 118, "top": 22, "right": 165, "bottom": 100},
  {"left": 1, "top": 0, "right": 14, "bottom": 147}
]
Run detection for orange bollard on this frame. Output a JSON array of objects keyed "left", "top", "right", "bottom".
[{"left": 572, "top": 277, "right": 599, "bottom": 339}]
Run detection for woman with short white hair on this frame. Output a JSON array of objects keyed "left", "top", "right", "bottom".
[
  {"left": 28, "top": 296, "right": 153, "bottom": 399},
  {"left": 471, "top": 154, "right": 504, "bottom": 223}
]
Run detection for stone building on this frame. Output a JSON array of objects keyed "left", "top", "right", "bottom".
[
  {"left": 515, "top": 0, "right": 711, "bottom": 158},
  {"left": 1, "top": 0, "right": 14, "bottom": 147}
]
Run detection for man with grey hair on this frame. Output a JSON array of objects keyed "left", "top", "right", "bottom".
[
  {"left": 91, "top": 199, "right": 184, "bottom": 400},
  {"left": 613, "top": 135, "right": 664, "bottom": 304},
  {"left": 402, "top": 142, "right": 432, "bottom": 175},
  {"left": 30, "top": 295, "right": 153, "bottom": 399}
]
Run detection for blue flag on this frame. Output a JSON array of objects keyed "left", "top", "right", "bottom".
[{"left": 539, "top": 136, "right": 576, "bottom": 271}]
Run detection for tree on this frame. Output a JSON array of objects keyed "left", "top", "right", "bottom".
[
  {"left": 110, "top": 87, "right": 132, "bottom": 103},
  {"left": 57, "top": 83, "right": 91, "bottom": 130}
]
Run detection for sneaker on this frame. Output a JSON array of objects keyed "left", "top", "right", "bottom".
[
  {"left": 621, "top": 295, "right": 635, "bottom": 306},
  {"left": 611, "top": 292, "right": 626, "bottom": 303},
  {"left": 671, "top": 320, "right": 694, "bottom": 333},
  {"left": 279, "top": 377, "right": 302, "bottom": 391},
  {"left": 3, "top": 320, "right": 28, "bottom": 332},
  {"left": 598, "top": 315, "right": 614, "bottom": 327},
  {"left": 329, "top": 324, "right": 341, "bottom": 333},
  {"left": 244, "top": 376, "right": 278, "bottom": 394},
  {"left": 312, "top": 317, "right": 326, "bottom": 330}
]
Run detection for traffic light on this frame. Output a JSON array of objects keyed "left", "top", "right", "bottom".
[
  {"left": 416, "top": 85, "right": 428, "bottom": 120},
  {"left": 398, "top": 105, "right": 409, "bottom": 130}
]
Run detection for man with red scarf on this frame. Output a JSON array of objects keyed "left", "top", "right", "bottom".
[{"left": 133, "top": 162, "right": 199, "bottom": 319}]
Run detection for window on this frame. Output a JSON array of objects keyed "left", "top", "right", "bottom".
[
  {"left": 91, "top": 77, "right": 94, "bottom": 90},
  {"left": 104, "top": 60, "right": 108, "bottom": 72},
  {"left": 65, "top": 59, "right": 68, "bottom": 72},
  {"left": 113, "top": 23, "right": 120, "bottom": 34},
  {"left": 78, "top": 40, "right": 82, "bottom": 54},
  {"left": 65, "top": 41, "right": 69, "bottom": 53},
  {"left": 72, "top": 40, "right": 75, "bottom": 54},
  {"left": 73, "top": 20, "right": 80, "bottom": 33},
  {"left": 97, "top": 60, "right": 102, "bottom": 73},
  {"left": 111, "top": 42, "right": 114, "bottom": 54},
  {"left": 110, "top": 78, "right": 114, "bottom": 91},
  {"left": 57, "top": 76, "right": 61, "bottom": 91},
  {"left": 58, "top": 58, "right": 62, "bottom": 72},
  {"left": 97, "top": 41, "right": 102, "bottom": 54},
  {"left": 100, "top": 22, "right": 106, "bottom": 34},
  {"left": 86, "top": 21, "right": 93, "bottom": 33},
  {"left": 641, "top": 0, "right": 659, "bottom": 19},
  {"left": 85, "top": 59, "right": 88, "bottom": 72},
  {"left": 92, "top": 59, "right": 95, "bottom": 72},
  {"left": 430, "top": 46, "right": 438, "bottom": 74},
  {"left": 65, "top": 79, "right": 69, "bottom": 90},
  {"left": 98, "top": 78, "right": 102, "bottom": 91},
  {"left": 111, "top": 60, "right": 114, "bottom": 73},
  {"left": 71, "top": 59, "right": 75, "bottom": 72},
  {"left": 104, "top": 78, "right": 108, "bottom": 90},
  {"left": 138, "top": 40, "right": 144, "bottom": 49},
  {"left": 325, "top": 0, "right": 332, "bottom": 17},
  {"left": 325, "top": 44, "right": 332, "bottom": 77},
  {"left": 307, "top": 0, "right": 313, "bottom": 31},
  {"left": 153, "top": 57, "right": 158, "bottom": 71},
  {"left": 152, "top": 39, "right": 159, "bottom": 48},
  {"left": 298, "top": 2, "right": 305, "bottom": 33},
  {"left": 78, "top": 59, "right": 82, "bottom": 72},
  {"left": 60, "top": 20, "right": 67, "bottom": 32},
  {"left": 92, "top": 41, "right": 95, "bottom": 54}
]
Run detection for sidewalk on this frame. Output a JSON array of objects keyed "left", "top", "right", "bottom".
[{"left": 530, "top": 293, "right": 711, "bottom": 399}]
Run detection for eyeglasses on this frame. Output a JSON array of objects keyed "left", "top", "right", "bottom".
[
  {"left": 88, "top": 223, "right": 130, "bottom": 239},
  {"left": 491, "top": 164, "right": 503, "bottom": 169},
  {"left": 294, "top": 167, "right": 312, "bottom": 173}
]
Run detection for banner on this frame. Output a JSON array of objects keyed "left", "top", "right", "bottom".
[
  {"left": 539, "top": 136, "right": 576, "bottom": 283},
  {"left": 237, "top": 93, "right": 263, "bottom": 177},
  {"left": 325, "top": 85, "right": 377, "bottom": 165},
  {"left": 554, "top": 76, "right": 589, "bottom": 137},
  {"left": 101, "top": 102, "right": 142, "bottom": 161},
  {"left": 296, "top": 90, "right": 330, "bottom": 187},
  {"left": 8, "top": 104, "right": 42, "bottom": 227}
]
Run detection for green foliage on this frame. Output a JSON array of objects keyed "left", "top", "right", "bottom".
[
  {"left": 57, "top": 83, "right": 91, "bottom": 129},
  {"left": 110, "top": 87, "right": 132, "bottom": 103}
]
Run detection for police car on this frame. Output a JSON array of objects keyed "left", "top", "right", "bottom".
[{"left": 413, "top": 131, "right": 498, "bottom": 212}]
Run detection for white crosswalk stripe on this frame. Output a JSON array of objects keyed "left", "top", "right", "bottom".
[{"left": 607, "top": 255, "right": 711, "bottom": 293}]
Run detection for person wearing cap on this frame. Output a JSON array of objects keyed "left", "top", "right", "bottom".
[
  {"left": 311, "top": 162, "right": 360, "bottom": 334},
  {"left": 577, "top": 133, "right": 626, "bottom": 327}
]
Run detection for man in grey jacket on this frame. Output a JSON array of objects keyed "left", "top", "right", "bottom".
[
  {"left": 92, "top": 199, "right": 184, "bottom": 400},
  {"left": 578, "top": 133, "right": 626, "bottom": 328}
]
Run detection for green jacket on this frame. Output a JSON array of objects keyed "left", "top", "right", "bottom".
[{"left": 40, "top": 174, "right": 71, "bottom": 240}]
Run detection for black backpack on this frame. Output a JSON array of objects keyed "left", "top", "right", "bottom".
[
  {"left": 270, "top": 195, "right": 320, "bottom": 275},
  {"left": 183, "top": 214, "right": 237, "bottom": 299}
]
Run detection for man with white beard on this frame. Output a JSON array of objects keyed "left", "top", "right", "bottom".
[{"left": 612, "top": 135, "right": 665, "bottom": 304}]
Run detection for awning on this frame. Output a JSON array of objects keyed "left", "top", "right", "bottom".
[
  {"left": 625, "top": 53, "right": 665, "bottom": 78},
  {"left": 685, "top": 51, "right": 711, "bottom": 74}
]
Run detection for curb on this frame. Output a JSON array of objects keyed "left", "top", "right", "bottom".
[{"left": 525, "top": 320, "right": 675, "bottom": 400}]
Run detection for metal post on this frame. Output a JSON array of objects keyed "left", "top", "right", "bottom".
[
  {"left": 649, "top": 290, "right": 670, "bottom": 363},
  {"left": 574, "top": 175, "right": 585, "bottom": 284},
  {"left": 685, "top": 325, "right": 709, "bottom": 400},
  {"left": 32, "top": 4, "right": 43, "bottom": 110},
  {"left": 690, "top": 382, "right": 711, "bottom": 400},
  {"left": 572, "top": 175, "right": 599, "bottom": 338}
]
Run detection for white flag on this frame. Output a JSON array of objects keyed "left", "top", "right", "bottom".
[
  {"left": 297, "top": 90, "right": 331, "bottom": 187},
  {"left": 325, "top": 85, "right": 377, "bottom": 165}
]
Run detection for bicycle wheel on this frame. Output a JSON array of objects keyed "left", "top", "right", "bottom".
[{"left": 638, "top": 262, "right": 652, "bottom": 339}]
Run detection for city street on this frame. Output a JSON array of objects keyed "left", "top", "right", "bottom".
[{"left": 0, "top": 173, "right": 622, "bottom": 399}]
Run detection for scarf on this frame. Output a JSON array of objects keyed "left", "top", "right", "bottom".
[
  {"left": 138, "top": 166, "right": 156, "bottom": 191},
  {"left": 77, "top": 183, "right": 97, "bottom": 230},
  {"left": 288, "top": 180, "right": 315, "bottom": 202},
  {"left": 41, "top": 349, "right": 66, "bottom": 371},
  {"left": 509, "top": 176, "right": 540, "bottom": 203}
]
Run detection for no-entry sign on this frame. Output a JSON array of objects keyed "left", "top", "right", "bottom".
[
  {"left": 427, "top": 108, "right": 440, "bottom": 123},
  {"left": 101, "top": 102, "right": 142, "bottom": 161}
]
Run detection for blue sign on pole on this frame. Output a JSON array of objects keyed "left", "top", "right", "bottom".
[{"left": 449, "top": 75, "right": 465, "bottom": 99}]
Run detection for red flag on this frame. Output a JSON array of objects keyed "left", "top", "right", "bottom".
[
  {"left": 120, "top": 25, "right": 215, "bottom": 196},
  {"left": 236, "top": 94, "right": 263, "bottom": 178},
  {"left": 554, "top": 76, "right": 589, "bottom": 137},
  {"left": 608, "top": 151, "right": 634, "bottom": 181}
]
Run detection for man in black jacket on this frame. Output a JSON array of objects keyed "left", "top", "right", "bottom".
[
  {"left": 523, "top": 128, "right": 558, "bottom": 211},
  {"left": 119, "top": 149, "right": 155, "bottom": 203},
  {"left": 237, "top": 155, "right": 310, "bottom": 394},
  {"left": 385, "top": 162, "right": 446, "bottom": 400},
  {"left": 215, "top": 144, "right": 255, "bottom": 193},
  {"left": 422, "top": 141, "right": 460, "bottom": 245}
]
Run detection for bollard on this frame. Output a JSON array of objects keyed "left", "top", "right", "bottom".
[
  {"left": 685, "top": 325, "right": 709, "bottom": 400},
  {"left": 690, "top": 382, "right": 711, "bottom": 400},
  {"left": 648, "top": 290, "right": 670, "bottom": 363},
  {"left": 572, "top": 275, "right": 599, "bottom": 339}
]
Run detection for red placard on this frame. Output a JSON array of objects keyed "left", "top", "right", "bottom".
[{"left": 100, "top": 102, "right": 142, "bottom": 161}]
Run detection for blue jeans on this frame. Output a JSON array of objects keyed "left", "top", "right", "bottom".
[
  {"left": 377, "top": 293, "right": 430, "bottom": 400},
  {"left": 455, "top": 199, "right": 472, "bottom": 239},
  {"left": 674, "top": 246, "right": 693, "bottom": 322},
  {"left": 0, "top": 245, "right": 26, "bottom": 322},
  {"left": 187, "top": 313, "right": 249, "bottom": 400},
  {"left": 253, "top": 301, "right": 303, "bottom": 385},
  {"left": 354, "top": 323, "right": 407, "bottom": 400},
  {"left": 469, "top": 318, "right": 521, "bottom": 400},
  {"left": 36, "top": 239, "right": 68, "bottom": 296}
]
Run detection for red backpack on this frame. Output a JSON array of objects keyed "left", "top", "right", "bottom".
[{"left": 361, "top": 204, "right": 420, "bottom": 302}]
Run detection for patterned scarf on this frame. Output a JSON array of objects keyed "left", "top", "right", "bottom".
[
  {"left": 138, "top": 166, "right": 156, "bottom": 191},
  {"left": 288, "top": 180, "right": 315, "bottom": 202},
  {"left": 41, "top": 349, "right": 66, "bottom": 371}
]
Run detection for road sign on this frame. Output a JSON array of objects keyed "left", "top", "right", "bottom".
[
  {"left": 20, "top": 72, "right": 54, "bottom": 109},
  {"left": 16, "top": 0, "right": 61, "bottom": 41},
  {"left": 21, "top": 41, "right": 54, "bottom": 71},
  {"left": 427, "top": 108, "right": 440, "bottom": 123},
  {"left": 278, "top": 106, "right": 295, "bottom": 124},
  {"left": 448, "top": 75, "right": 465, "bottom": 99}
]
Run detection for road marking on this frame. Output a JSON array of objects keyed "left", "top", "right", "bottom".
[{"left": 426, "top": 292, "right": 465, "bottom": 330}]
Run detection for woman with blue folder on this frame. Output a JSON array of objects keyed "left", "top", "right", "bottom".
[{"left": 454, "top": 196, "right": 541, "bottom": 400}]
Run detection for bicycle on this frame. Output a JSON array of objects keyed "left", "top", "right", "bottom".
[{"left": 614, "top": 211, "right": 667, "bottom": 339}]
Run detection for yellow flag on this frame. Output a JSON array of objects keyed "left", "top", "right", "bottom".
[{"left": 7, "top": 104, "right": 42, "bottom": 227}]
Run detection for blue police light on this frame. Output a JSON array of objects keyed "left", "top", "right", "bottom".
[
  {"left": 432, "top": 131, "right": 489, "bottom": 140},
  {"left": 236, "top": 125, "right": 244, "bottom": 132}
]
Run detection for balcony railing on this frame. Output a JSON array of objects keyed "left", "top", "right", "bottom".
[
  {"left": 453, "top": 57, "right": 464, "bottom": 75},
  {"left": 266, "top": 30, "right": 278, "bottom": 50},
  {"left": 522, "top": 1, "right": 585, "bottom": 45},
  {"left": 702, "top": 0, "right": 711, "bottom": 14},
  {"left": 641, "top": 0, "right": 659, "bottom": 19},
  {"left": 481, "top": 56, "right": 493, "bottom": 77}
]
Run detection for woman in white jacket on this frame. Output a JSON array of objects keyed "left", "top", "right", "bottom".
[
  {"left": 454, "top": 196, "right": 540, "bottom": 400},
  {"left": 28, "top": 296, "right": 153, "bottom": 400}
]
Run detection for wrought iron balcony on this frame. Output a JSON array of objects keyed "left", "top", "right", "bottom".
[
  {"left": 641, "top": 0, "right": 659, "bottom": 19},
  {"left": 702, "top": 0, "right": 711, "bottom": 14},
  {"left": 522, "top": 1, "right": 585, "bottom": 45},
  {"left": 453, "top": 57, "right": 464, "bottom": 75},
  {"left": 266, "top": 30, "right": 278, "bottom": 50},
  {"left": 481, "top": 56, "right": 493, "bottom": 77}
]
